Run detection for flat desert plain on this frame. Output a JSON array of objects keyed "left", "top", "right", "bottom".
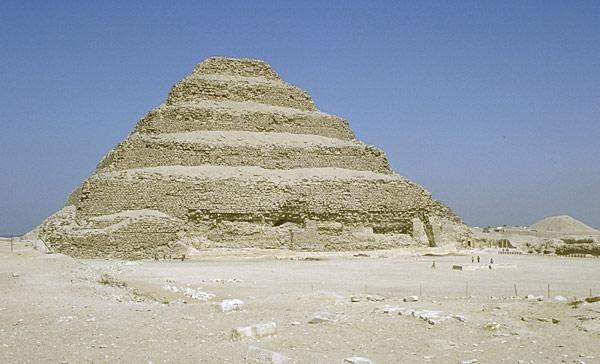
[{"left": 1, "top": 238, "right": 599, "bottom": 363}]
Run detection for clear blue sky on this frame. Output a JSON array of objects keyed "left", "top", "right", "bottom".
[{"left": 1, "top": 1, "right": 599, "bottom": 235}]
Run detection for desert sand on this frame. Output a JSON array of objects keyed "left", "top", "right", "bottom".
[{"left": 2, "top": 238, "right": 599, "bottom": 363}]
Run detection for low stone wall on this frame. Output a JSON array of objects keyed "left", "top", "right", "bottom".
[
  {"left": 39, "top": 207, "right": 186, "bottom": 259},
  {"left": 556, "top": 243, "right": 600, "bottom": 256}
]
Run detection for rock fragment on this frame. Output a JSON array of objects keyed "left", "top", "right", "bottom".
[
  {"left": 219, "top": 299, "right": 244, "bottom": 312},
  {"left": 483, "top": 322, "right": 500, "bottom": 331},
  {"left": 403, "top": 296, "right": 419, "bottom": 302},
  {"left": 308, "top": 312, "right": 340, "bottom": 324},
  {"left": 344, "top": 357, "right": 373, "bottom": 364},
  {"left": 232, "top": 322, "right": 277, "bottom": 341},
  {"left": 246, "top": 346, "right": 289, "bottom": 364}
]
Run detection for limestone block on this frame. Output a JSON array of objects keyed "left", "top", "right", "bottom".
[
  {"left": 219, "top": 299, "right": 244, "bottom": 312},
  {"left": 412, "top": 218, "right": 430, "bottom": 246},
  {"left": 403, "top": 296, "right": 419, "bottom": 302},
  {"left": 246, "top": 346, "right": 290, "bottom": 364},
  {"left": 232, "top": 322, "right": 277, "bottom": 341},
  {"left": 344, "top": 357, "right": 373, "bottom": 364}
]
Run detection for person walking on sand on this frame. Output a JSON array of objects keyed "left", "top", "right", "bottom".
[
  {"left": 431, "top": 260, "right": 436, "bottom": 269},
  {"left": 490, "top": 258, "right": 494, "bottom": 264},
  {"left": 477, "top": 256, "right": 480, "bottom": 263},
  {"left": 471, "top": 256, "right": 475, "bottom": 263}
]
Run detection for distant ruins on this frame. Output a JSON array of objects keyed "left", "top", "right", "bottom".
[{"left": 38, "top": 57, "right": 470, "bottom": 258}]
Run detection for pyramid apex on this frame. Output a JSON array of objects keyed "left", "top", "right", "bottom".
[{"left": 192, "top": 56, "right": 281, "bottom": 80}]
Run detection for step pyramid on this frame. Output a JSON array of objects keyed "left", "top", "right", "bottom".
[{"left": 39, "top": 57, "right": 470, "bottom": 259}]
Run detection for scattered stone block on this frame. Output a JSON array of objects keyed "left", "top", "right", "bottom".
[
  {"left": 452, "top": 315, "right": 467, "bottom": 323},
  {"left": 246, "top": 346, "right": 289, "bottom": 364},
  {"left": 577, "top": 320, "right": 600, "bottom": 334},
  {"left": 232, "top": 322, "right": 277, "bottom": 341},
  {"left": 253, "top": 323, "right": 277, "bottom": 338},
  {"left": 366, "top": 294, "right": 384, "bottom": 302},
  {"left": 344, "top": 357, "right": 373, "bottom": 364},
  {"left": 585, "top": 296, "right": 600, "bottom": 303},
  {"left": 220, "top": 299, "right": 244, "bottom": 312},
  {"left": 233, "top": 326, "right": 254, "bottom": 341},
  {"left": 351, "top": 294, "right": 384, "bottom": 303},
  {"left": 308, "top": 312, "right": 338, "bottom": 324},
  {"left": 483, "top": 322, "right": 500, "bottom": 331},
  {"left": 524, "top": 294, "right": 544, "bottom": 301},
  {"left": 380, "top": 305, "right": 402, "bottom": 314},
  {"left": 403, "top": 296, "right": 419, "bottom": 302}
]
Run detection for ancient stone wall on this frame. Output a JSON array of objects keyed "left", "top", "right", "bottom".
[{"left": 39, "top": 207, "right": 185, "bottom": 259}]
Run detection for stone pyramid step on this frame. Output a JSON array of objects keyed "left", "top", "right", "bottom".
[
  {"left": 166, "top": 74, "right": 316, "bottom": 111},
  {"left": 135, "top": 100, "right": 355, "bottom": 140},
  {"left": 97, "top": 131, "right": 391, "bottom": 173},
  {"left": 191, "top": 57, "right": 282, "bottom": 80},
  {"left": 76, "top": 165, "right": 439, "bottom": 232}
]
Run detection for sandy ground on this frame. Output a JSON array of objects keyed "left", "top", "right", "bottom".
[{"left": 1, "top": 239, "right": 600, "bottom": 364}]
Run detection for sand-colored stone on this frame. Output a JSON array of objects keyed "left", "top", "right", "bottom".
[
  {"left": 134, "top": 101, "right": 355, "bottom": 140},
  {"left": 97, "top": 131, "right": 391, "bottom": 173},
  {"left": 529, "top": 215, "right": 598, "bottom": 234},
  {"left": 37, "top": 56, "right": 469, "bottom": 258}
]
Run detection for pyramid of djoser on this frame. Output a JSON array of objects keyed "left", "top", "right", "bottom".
[{"left": 39, "top": 57, "right": 470, "bottom": 259}]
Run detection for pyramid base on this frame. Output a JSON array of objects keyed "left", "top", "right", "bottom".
[{"left": 37, "top": 206, "right": 470, "bottom": 259}]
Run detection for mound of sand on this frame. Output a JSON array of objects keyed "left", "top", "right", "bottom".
[{"left": 529, "top": 215, "right": 598, "bottom": 234}]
